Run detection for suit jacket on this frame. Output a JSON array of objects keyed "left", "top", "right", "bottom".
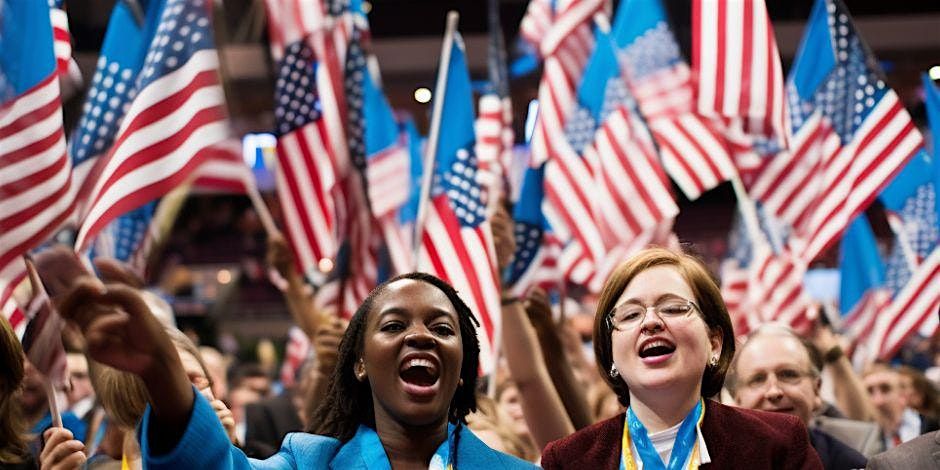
[
  {"left": 541, "top": 399, "right": 824, "bottom": 469},
  {"left": 809, "top": 428, "right": 868, "bottom": 470},
  {"left": 866, "top": 430, "right": 940, "bottom": 469},
  {"left": 243, "top": 393, "right": 304, "bottom": 458},
  {"left": 140, "top": 390, "right": 536, "bottom": 469},
  {"left": 814, "top": 416, "right": 884, "bottom": 457}
]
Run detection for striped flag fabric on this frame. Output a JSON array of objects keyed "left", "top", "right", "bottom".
[
  {"left": 191, "top": 139, "right": 255, "bottom": 194},
  {"left": 0, "top": 1, "right": 74, "bottom": 298},
  {"left": 417, "top": 33, "right": 500, "bottom": 373},
  {"left": 48, "top": 0, "right": 81, "bottom": 85},
  {"left": 757, "top": 0, "right": 922, "bottom": 264},
  {"left": 359, "top": 46, "right": 411, "bottom": 275},
  {"left": 544, "top": 22, "right": 678, "bottom": 284},
  {"left": 67, "top": 0, "right": 156, "bottom": 224},
  {"left": 720, "top": 208, "right": 817, "bottom": 336},
  {"left": 265, "top": 7, "right": 339, "bottom": 285},
  {"left": 74, "top": 0, "right": 231, "bottom": 253},
  {"left": 837, "top": 214, "right": 891, "bottom": 350},
  {"left": 692, "top": 0, "right": 788, "bottom": 152},
  {"left": 527, "top": 0, "right": 604, "bottom": 168},
  {"left": 475, "top": 0, "right": 515, "bottom": 204},
  {"left": 612, "top": 0, "right": 736, "bottom": 201},
  {"left": 504, "top": 166, "right": 560, "bottom": 297},
  {"left": 866, "top": 107, "right": 939, "bottom": 359}
]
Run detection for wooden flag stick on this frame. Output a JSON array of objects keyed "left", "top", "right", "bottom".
[
  {"left": 413, "top": 11, "right": 460, "bottom": 268},
  {"left": 245, "top": 180, "right": 281, "bottom": 238}
]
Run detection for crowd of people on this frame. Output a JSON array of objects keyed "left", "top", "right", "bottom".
[{"left": 2, "top": 228, "right": 939, "bottom": 469}]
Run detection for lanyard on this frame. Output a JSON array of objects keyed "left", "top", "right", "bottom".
[{"left": 620, "top": 399, "right": 704, "bottom": 470}]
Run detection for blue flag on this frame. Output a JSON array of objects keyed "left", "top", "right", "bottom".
[{"left": 839, "top": 214, "right": 885, "bottom": 315}]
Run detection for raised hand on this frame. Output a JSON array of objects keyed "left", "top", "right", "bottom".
[
  {"left": 313, "top": 317, "right": 347, "bottom": 376},
  {"left": 490, "top": 203, "right": 516, "bottom": 273},
  {"left": 58, "top": 279, "right": 173, "bottom": 378},
  {"left": 40, "top": 427, "right": 86, "bottom": 470}
]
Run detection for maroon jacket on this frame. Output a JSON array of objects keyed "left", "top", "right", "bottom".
[{"left": 542, "top": 400, "right": 823, "bottom": 469}]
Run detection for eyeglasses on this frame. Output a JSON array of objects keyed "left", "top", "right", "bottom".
[
  {"left": 607, "top": 298, "right": 700, "bottom": 331},
  {"left": 742, "top": 368, "right": 814, "bottom": 390}
]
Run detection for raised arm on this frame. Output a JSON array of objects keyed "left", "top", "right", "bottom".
[
  {"left": 523, "top": 288, "right": 593, "bottom": 430},
  {"left": 266, "top": 234, "right": 326, "bottom": 340},
  {"left": 59, "top": 278, "right": 192, "bottom": 454},
  {"left": 492, "top": 205, "right": 574, "bottom": 448},
  {"left": 812, "top": 325, "right": 876, "bottom": 422}
]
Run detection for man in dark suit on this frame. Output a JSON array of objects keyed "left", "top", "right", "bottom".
[
  {"left": 728, "top": 325, "right": 867, "bottom": 470},
  {"left": 866, "top": 430, "right": 940, "bottom": 469}
]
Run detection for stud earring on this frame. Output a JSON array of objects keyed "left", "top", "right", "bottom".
[
  {"left": 708, "top": 355, "right": 719, "bottom": 368},
  {"left": 609, "top": 364, "right": 620, "bottom": 379}
]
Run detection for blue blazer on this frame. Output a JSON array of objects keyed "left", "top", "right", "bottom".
[{"left": 140, "top": 390, "right": 536, "bottom": 469}]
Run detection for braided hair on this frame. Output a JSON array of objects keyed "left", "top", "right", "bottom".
[{"left": 309, "top": 272, "right": 481, "bottom": 443}]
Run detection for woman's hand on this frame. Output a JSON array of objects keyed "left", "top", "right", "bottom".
[
  {"left": 58, "top": 278, "right": 175, "bottom": 379},
  {"left": 204, "top": 388, "right": 238, "bottom": 445},
  {"left": 40, "top": 427, "right": 86, "bottom": 470},
  {"left": 59, "top": 278, "right": 194, "bottom": 454}
]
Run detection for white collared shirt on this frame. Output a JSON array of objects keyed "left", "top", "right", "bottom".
[{"left": 629, "top": 419, "right": 711, "bottom": 469}]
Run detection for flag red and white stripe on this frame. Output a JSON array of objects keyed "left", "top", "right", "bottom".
[
  {"left": 419, "top": 196, "right": 501, "bottom": 373},
  {"left": 0, "top": 74, "right": 74, "bottom": 279},
  {"left": 528, "top": 0, "right": 603, "bottom": 168},
  {"left": 192, "top": 139, "right": 254, "bottom": 194},
  {"left": 793, "top": 93, "right": 920, "bottom": 263},
  {"left": 693, "top": 0, "right": 788, "bottom": 149},
  {"left": 74, "top": 49, "right": 229, "bottom": 251},
  {"left": 869, "top": 248, "right": 940, "bottom": 360}
]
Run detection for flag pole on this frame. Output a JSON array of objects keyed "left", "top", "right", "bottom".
[
  {"left": 729, "top": 176, "right": 766, "bottom": 248},
  {"left": 24, "top": 259, "right": 63, "bottom": 428},
  {"left": 413, "top": 11, "right": 460, "bottom": 268},
  {"left": 885, "top": 213, "right": 920, "bottom": 272}
]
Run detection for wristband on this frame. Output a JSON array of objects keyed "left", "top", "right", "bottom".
[
  {"left": 823, "top": 345, "right": 844, "bottom": 364},
  {"left": 501, "top": 296, "right": 520, "bottom": 306}
]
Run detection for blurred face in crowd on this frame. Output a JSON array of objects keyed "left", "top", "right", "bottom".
[
  {"left": 610, "top": 266, "right": 721, "bottom": 402},
  {"left": 65, "top": 352, "right": 94, "bottom": 407},
  {"left": 19, "top": 360, "right": 47, "bottom": 419},
  {"left": 359, "top": 279, "right": 464, "bottom": 428},
  {"left": 178, "top": 348, "right": 211, "bottom": 397},
  {"left": 497, "top": 383, "right": 529, "bottom": 438},
  {"left": 897, "top": 373, "right": 919, "bottom": 409},
  {"left": 864, "top": 369, "right": 906, "bottom": 429},
  {"left": 732, "top": 333, "right": 821, "bottom": 425}
]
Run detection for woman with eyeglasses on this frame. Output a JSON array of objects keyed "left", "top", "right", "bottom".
[{"left": 541, "top": 248, "right": 823, "bottom": 469}]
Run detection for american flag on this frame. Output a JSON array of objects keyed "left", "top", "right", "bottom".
[
  {"left": 68, "top": 0, "right": 152, "bottom": 224},
  {"left": 48, "top": 0, "right": 81, "bottom": 85},
  {"left": 74, "top": 0, "right": 231, "bottom": 253},
  {"left": 20, "top": 261, "right": 68, "bottom": 387},
  {"left": 475, "top": 0, "right": 514, "bottom": 204},
  {"left": 0, "top": 1, "right": 73, "bottom": 321},
  {"left": 279, "top": 326, "right": 311, "bottom": 387},
  {"left": 837, "top": 214, "right": 891, "bottom": 351},
  {"left": 359, "top": 46, "right": 411, "bottom": 275},
  {"left": 754, "top": 0, "right": 922, "bottom": 265},
  {"left": 266, "top": 23, "right": 338, "bottom": 284},
  {"left": 504, "top": 166, "right": 560, "bottom": 297},
  {"left": 866, "top": 140, "right": 939, "bottom": 359},
  {"left": 527, "top": 0, "right": 605, "bottom": 168},
  {"left": 417, "top": 34, "right": 500, "bottom": 373},
  {"left": 692, "top": 0, "right": 788, "bottom": 152},
  {"left": 721, "top": 207, "right": 817, "bottom": 336},
  {"left": 545, "top": 23, "right": 678, "bottom": 284},
  {"left": 612, "top": 0, "right": 736, "bottom": 201},
  {"left": 190, "top": 139, "right": 255, "bottom": 195}
]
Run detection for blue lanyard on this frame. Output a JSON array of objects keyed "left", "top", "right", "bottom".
[{"left": 621, "top": 399, "right": 704, "bottom": 470}]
